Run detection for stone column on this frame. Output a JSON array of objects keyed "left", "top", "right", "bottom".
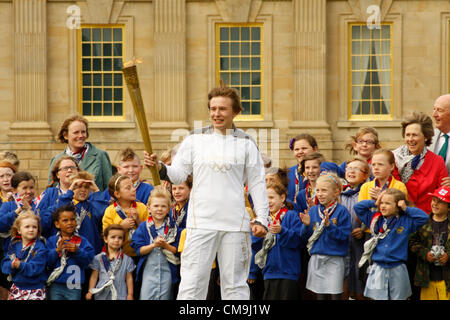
[
  {"left": 289, "top": 0, "right": 332, "bottom": 154},
  {"left": 8, "top": 0, "right": 52, "bottom": 141},
  {"left": 151, "top": 0, "right": 189, "bottom": 132}
]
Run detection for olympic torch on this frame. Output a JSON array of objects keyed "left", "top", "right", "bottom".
[{"left": 122, "top": 60, "right": 161, "bottom": 186}]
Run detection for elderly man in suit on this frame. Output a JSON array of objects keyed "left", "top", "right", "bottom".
[{"left": 430, "top": 94, "right": 450, "bottom": 187}]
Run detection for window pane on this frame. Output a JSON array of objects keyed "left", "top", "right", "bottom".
[
  {"left": 251, "top": 42, "right": 260, "bottom": 55},
  {"left": 381, "top": 86, "right": 390, "bottom": 99},
  {"left": 220, "top": 43, "right": 229, "bottom": 55},
  {"left": 93, "top": 74, "right": 102, "bottom": 86},
  {"left": 362, "top": 101, "right": 371, "bottom": 114},
  {"left": 371, "top": 71, "right": 380, "bottom": 85},
  {"left": 103, "top": 43, "right": 112, "bottom": 56},
  {"left": 372, "top": 28, "right": 380, "bottom": 39},
  {"left": 352, "top": 72, "right": 361, "bottom": 85},
  {"left": 93, "top": 88, "right": 102, "bottom": 101},
  {"left": 113, "top": 43, "right": 122, "bottom": 56},
  {"left": 252, "top": 102, "right": 261, "bottom": 114},
  {"left": 113, "top": 58, "right": 122, "bottom": 71},
  {"left": 93, "top": 103, "right": 102, "bottom": 116},
  {"left": 93, "top": 58, "right": 101, "bottom": 71},
  {"left": 381, "top": 56, "right": 390, "bottom": 69},
  {"left": 241, "top": 87, "right": 250, "bottom": 100},
  {"left": 82, "top": 103, "right": 91, "bottom": 115},
  {"left": 382, "top": 101, "right": 390, "bottom": 114},
  {"left": 114, "top": 103, "right": 123, "bottom": 116},
  {"left": 230, "top": 43, "right": 239, "bottom": 56},
  {"left": 381, "top": 40, "right": 390, "bottom": 54},
  {"left": 82, "top": 59, "right": 91, "bottom": 71},
  {"left": 104, "top": 73, "right": 112, "bottom": 86},
  {"left": 104, "top": 103, "right": 113, "bottom": 115},
  {"left": 251, "top": 27, "right": 260, "bottom": 40},
  {"left": 103, "top": 58, "right": 112, "bottom": 71},
  {"left": 372, "top": 86, "right": 381, "bottom": 99},
  {"left": 252, "top": 72, "right": 260, "bottom": 85},
  {"left": 231, "top": 73, "right": 240, "bottom": 85},
  {"left": 352, "top": 101, "right": 360, "bottom": 114},
  {"left": 92, "top": 28, "right": 101, "bottom": 41},
  {"left": 242, "top": 102, "right": 250, "bottom": 115},
  {"left": 351, "top": 25, "right": 360, "bottom": 39},
  {"left": 220, "top": 27, "right": 229, "bottom": 41},
  {"left": 241, "top": 27, "right": 250, "bottom": 40},
  {"left": 104, "top": 88, "right": 112, "bottom": 101},
  {"left": 114, "top": 88, "right": 122, "bottom": 100},
  {"left": 230, "top": 28, "right": 239, "bottom": 40},
  {"left": 362, "top": 26, "right": 370, "bottom": 39},
  {"left": 82, "top": 28, "right": 91, "bottom": 42},
  {"left": 241, "top": 72, "right": 250, "bottom": 85},
  {"left": 113, "top": 28, "right": 122, "bottom": 41},
  {"left": 103, "top": 28, "right": 112, "bottom": 41},
  {"left": 114, "top": 74, "right": 122, "bottom": 86},
  {"left": 241, "top": 42, "right": 250, "bottom": 55},
  {"left": 93, "top": 43, "right": 101, "bottom": 56},
  {"left": 241, "top": 57, "right": 250, "bottom": 70},
  {"left": 83, "top": 88, "right": 91, "bottom": 100},
  {"left": 220, "top": 72, "right": 229, "bottom": 85},
  {"left": 82, "top": 44, "right": 91, "bottom": 56},
  {"left": 230, "top": 57, "right": 240, "bottom": 70},
  {"left": 82, "top": 74, "right": 91, "bottom": 86},
  {"left": 352, "top": 56, "right": 360, "bottom": 70},
  {"left": 381, "top": 25, "right": 390, "bottom": 39},
  {"left": 373, "top": 101, "right": 381, "bottom": 114},
  {"left": 351, "top": 41, "right": 360, "bottom": 55},
  {"left": 251, "top": 57, "right": 260, "bottom": 70},
  {"left": 220, "top": 58, "right": 229, "bottom": 70},
  {"left": 352, "top": 86, "right": 361, "bottom": 100},
  {"left": 252, "top": 87, "right": 261, "bottom": 100}
]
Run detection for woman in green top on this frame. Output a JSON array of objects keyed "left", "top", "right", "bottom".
[{"left": 48, "top": 115, "right": 112, "bottom": 191}]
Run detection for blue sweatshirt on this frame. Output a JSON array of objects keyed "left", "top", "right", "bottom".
[
  {"left": 354, "top": 200, "right": 429, "bottom": 268},
  {"left": 300, "top": 203, "right": 351, "bottom": 257},
  {"left": 1, "top": 238, "right": 48, "bottom": 290},
  {"left": 130, "top": 217, "right": 181, "bottom": 283},
  {"left": 46, "top": 234, "right": 95, "bottom": 285},
  {"left": 249, "top": 210, "right": 303, "bottom": 281},
  {"left": 45, "top": 190, "right": 109, "bottom": 254}
]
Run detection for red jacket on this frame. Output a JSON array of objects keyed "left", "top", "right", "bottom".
[{"left": 393, "top": 150, "right": 448, "bottom": 213}]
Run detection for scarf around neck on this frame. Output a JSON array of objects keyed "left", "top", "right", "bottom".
[
  {"left": 146, "top": 215, "right": 180, "bottom": 265},
  {"left": 306, "top": 201, "right": 338, "bottom": 254},
  {"left": 393, "top": 145, "right": 427, "bottom": 183},
  {"left": 47, "top": 232, "right": 82, "bottom": 285}
]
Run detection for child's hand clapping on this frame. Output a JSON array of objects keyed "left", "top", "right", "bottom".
[
  {"left": 11, "top": 257, "right": 20, "bottom": 269},
  {"left": 269, "top": 221, "right": 281, "bottom": 234},
  {"left": 299, "top": 210, "right": 310, "bottom": 226}
]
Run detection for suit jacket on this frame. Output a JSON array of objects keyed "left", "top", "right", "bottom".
[{"left": 429, "top": 128, "right": 450, "bottom": 175}]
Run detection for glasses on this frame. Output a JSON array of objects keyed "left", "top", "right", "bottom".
[
  {"left": 346, "top": 167, "right": 366, "bottom": 174},
  {"left": 58, "top": 166, "right": 78, "bottom": 172},
  {"left": 356, "top": 139, "right": 376, "bottom": 145}
]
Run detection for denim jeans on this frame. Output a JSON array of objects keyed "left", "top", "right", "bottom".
[{"left": 49, "top": 282, "right": 81, "bottom": 300}]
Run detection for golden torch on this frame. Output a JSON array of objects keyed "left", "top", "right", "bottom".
[{"left": 122, "top": 60, "right": 161, "bottom": 186}]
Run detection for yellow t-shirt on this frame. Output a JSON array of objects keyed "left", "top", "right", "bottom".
[
  {"left": 358, "top": 176, "right": 409, "bottom": 202},
  {"left": 102, "top": 201, "right": 149, "bottom": 257},
  {"left": 178, "top": 228, "right": 216, "bottom": 269}
]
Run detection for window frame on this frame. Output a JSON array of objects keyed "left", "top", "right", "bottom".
[
  {"left": 215, "top": 22, "right": 264, "bottom": 121},
  {"left": 348, "top": 22, "right": 393, "bottom": 121},
  {"left": 77, "top": 24, "right": 126, "bottom": 122}
]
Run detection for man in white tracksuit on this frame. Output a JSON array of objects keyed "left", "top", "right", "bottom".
[{"left": 144, "top": 86, "right": 269, "bottom": 300}]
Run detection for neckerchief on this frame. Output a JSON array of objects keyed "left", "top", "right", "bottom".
[
  {"left": 13, "top": 193, "right": 39, "bottom": 210},
  {"left": 47, "top": 233, "right": 82, "bottom": 285},
  {"left": 171, "top": 202, "right": 188, "bottom": 227},
  {"left": 7, "top": 237, "right": 37, "bottom": 282},
  {"left": 72, "top": 201, "right": 90, "bottom": 234},
  {"left": 255, "top": 207, "right": 288, "bottom": 268},
  {"left": 89, "top": 246, "right": 123, "bottom": 300},
  {"left": 358, "top": 212, "right": 398, "bottom": 268},
  {"left": 114, "top": 201, "right": 137, "bottom": 240},
  {"left": 341, "top": 183, "right": 362, "bottom": 197},
  {"left": 393, "top": 145, "right": 427, "bottom": 183},
  {"left": 304, "top": 181, "right": 318, "bottom": 208},
  {"left": 133, "top": 179, "right": 142, "bottom": 190},
  {"left": 306, "top": 201, "right": 338, "bottom": 254},
  {"left": 375, "top": 175, "right": 393, "bottom": 191},
  {"left": 65, "top": 144, "right": 89, "bottom": 163},
  {"left": 294, "top": 165, "right": 301, "bottom": 203},
  {"left": 146, "top": 215, "right": 180, "bottom": 265}
]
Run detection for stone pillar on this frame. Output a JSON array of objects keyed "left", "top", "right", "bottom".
[
  {"left": 8, "top": 0, "right": 52, "bottom": 141},
  {"left": 151, "top": 0, "right": 189, "bottom": 132},
  {"left": 289, "top": 0, "right": 332, "bottom": 155}
]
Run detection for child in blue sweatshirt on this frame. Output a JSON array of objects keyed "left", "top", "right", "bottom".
[
  {"left": 354, "top": 188, "right": 428, "bottom": 300},
  {"left": 1, "top": 211, "right": 47, "bottom": 300},
  {"left": 43, "top": 171, "right": 109, "bottom": 254},
  {"left": 249, "top": 182, "right": 302, "bottom": 300},
  {"left": 46, "top": 203, "right": 95, "bottom": 300},
  {"left": 299, "top": 173, "right": 351, "bottom": 300},
  {"left": 295, "top": 152, "right": 324, "bottom": 213}
]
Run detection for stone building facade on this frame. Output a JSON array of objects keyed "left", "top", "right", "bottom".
[{"left": 0, "top": 0, "right": 448, "bottom": 191}]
